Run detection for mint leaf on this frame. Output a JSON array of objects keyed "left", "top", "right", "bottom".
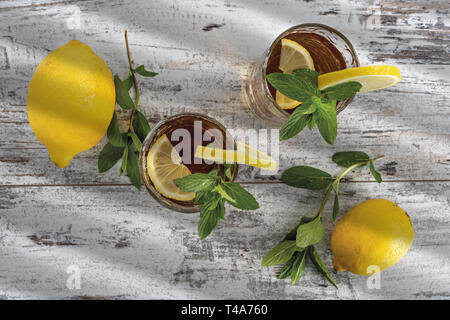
[
  {"left": 292, "top": 68, "right": 319, "bottom": 87},
  {"left": 194, "top": 190, "right": 209, "bottom": 204},
  {"left": 290, "top": 250, "right": 307, "bottom": 284},
  {"left": 129, "top": 131, "right": 142, "bottom": 152},
  {"left": 306, "top": 112, "right": 317, "bottom": 130},
  {"left": 282, "top": 166, "right": 333, "bottom": 190},
  {"left": 220, "top": 182, "right": 259, "bottom": 210},
  {"left": 280, "top": 108, "right": 309, "bottom": 141},
  {"left": 296, "top": 99, "right": 317, "bottom": 115},
  {"left": 124, "top": 74, "right": 134, "bottom": 90},
  {"left": 277, "top": 254, "right": 297, "bottom": 279},
  {"left": 296, "top": 217, "right": 325, "bottom": 248},
  {"left": 261, "top": 240, "right": 299, "bottom": 266},
  {"left": 369, "top": 160, "right": 382, "bottom": 183},
  {"left": 225, "top": 166, "right": 233, "bottom": 180},
  {"left": 174, "top": 173, "right": 218, "bottom": 193},
  {"left": 283, "top": 216, "right": 313, "bottom": 242},
  {"left": 322, "top": 81, "right": 362, "bottom": 100},
  {"left": 208, "top": 168, "right": 220, "bottom": 177},
  {"left": 217, "top": 198, "right": 226, "bottom": 220},
  {"left": 268, "top": 70, "right": 350, "bottom": 144},
  {"left": 308, "top": 246, "right": 338, "bottom": 289},
  {"left": 316, "top": 98, "right": 338, "bottom": 145},
  {"left": 119, "top": 142, "right": 128, "bottom": 176},
  {"left": 132, "top": 111, "right": 151, "bottom": 141},
  {"left": 98, "top": 143, "right": 124, "bottom": 173},
  {"left": 266, "top": 73, "right": 320, "bottom": 102},
  {"left": 198, "top": 204, "right": 221, "bottom": 240},
  {"left": 114, "top": 75, "right": 135, "bottom": 110},
  {"left": 107, "top": 112, "right": 125, "bottom": 147},
  {"left": 223, "top": 163, "right": 234, "bottom": 181},
  {"left": 134, "top": 65, "right": 158, "bottom": 77},
  {"left": 126, "top": 146, "right": 141, "bottom": 190},
  {"left": 201, "top": 192, "right": 221, "bottom": 212},
  {"left": 332, "top": 151, "right": 370, "bottom": 167}
]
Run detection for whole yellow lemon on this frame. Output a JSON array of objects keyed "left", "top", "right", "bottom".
[
  {"left": 331, "top": 199, "right": 414, "bottom": 276},
  {"left": 27, "top": 40, "right": 115, "bottom": 168}
]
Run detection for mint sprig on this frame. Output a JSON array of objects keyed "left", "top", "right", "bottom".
[
  {"left": 262, "top": 151, "right": 384, "bottom": 287},
  {"left": 98, "top": 30, "right": 157, "bottom": 190},
  {"left": 266, "top": 68, "right": 362, "bottom": 144},
  {"left": 174, "top": 165, "right": 259, "bottom": 240}
]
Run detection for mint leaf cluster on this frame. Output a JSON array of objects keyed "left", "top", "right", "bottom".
[
  {"left": 262, "top": 217, "right": 336, "bottom": 287},
  {"left": 174, "top": 165, "right": 259, "bottom": 240},
  {"left": 98, "top": 31, "right": 157, "bottom": 190},
  {"left": 266, "top": 69, "right": 362, "bottom": 144},
  {"left": 262, "top": 151, "right": 384, "bottom": 286}
]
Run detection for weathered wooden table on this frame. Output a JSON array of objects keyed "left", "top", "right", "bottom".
[{"left": 0, "top": 0, "right": 449, "bottom": 300}]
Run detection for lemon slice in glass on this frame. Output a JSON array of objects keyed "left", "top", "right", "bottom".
[
  {"left": 275, "top": 90, "right": 301, "bottom": 110},
  {"left": 195, "top": 142, "right": 277, "bottom": 171},
  {"left": 318, "top": 65, "right": 401, "bottom": 93},
  {"left": 279, "top": 38, "right": 315, "bottom": 73},
  {"left": 276, "top": 38, "right": 315, "bottom": 110},
  {"left": 146, "top": 134, "right": 195, "bottom": 202}
]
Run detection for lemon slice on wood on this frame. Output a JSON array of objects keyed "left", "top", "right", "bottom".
[
  {"left": 318, "top": 65, "right": 401, "bottom": 93},
  {"left": 146, "top": 134, "right": 195, "bottom": 201},
  {"left": 194, "top": 142, "right": 277, "bottom": 171},
  {"left": 276, "top": 39, "right": 315, "bottom": 110}
]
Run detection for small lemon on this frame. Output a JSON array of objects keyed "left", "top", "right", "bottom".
[
  {"left": 331, "top": 199, "right": 414, "bottom": 276},
  {"left": 27, "top": 40, "right": 115, "bottom": 168}
]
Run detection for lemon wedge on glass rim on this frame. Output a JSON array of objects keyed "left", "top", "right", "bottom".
[
  {"left": 146, "top": 134, "right": 195, "bottom": 202},
  {"left": 275, "top": 38, "right": 315, "bottom": 110},
  {"left": 318, "top": 65, "right": 401, "bottom": 93},
  {"left": 194, "top": 141, "right": 277, "bottom": 171}
]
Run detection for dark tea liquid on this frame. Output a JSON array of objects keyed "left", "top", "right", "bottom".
[
  {"left": 266, "top": 32, "right": 347, "bottom": 112},
  {"left": 164, "top": 115, "right": 229, "bottom": 174},
  {"left": 142, "top": 115, "right": 234, "bottom": 206}
]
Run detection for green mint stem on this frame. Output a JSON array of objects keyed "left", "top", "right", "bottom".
[
  {"left": 316, "top": 185, "right": 333, "bottom": 219},
  {"left": 371, "top": 155, "right": 385, "bottom": 162},
  {"left": 124, "top": 30, "right": 139, "bottom": 132},
  {"left": 125, "top": 30, "right": 140, "bottom": 107},
  {"left": 316, "top": 155, "right": 384, "bottom": 219}
]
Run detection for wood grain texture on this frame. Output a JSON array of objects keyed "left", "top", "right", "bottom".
[
  {"left": 0, "top": 0, "right": 449, "bottom": 299},
  {"left": 1, "top": 182, "right": 449, "bottom": 299}
]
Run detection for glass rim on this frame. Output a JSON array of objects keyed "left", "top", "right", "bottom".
[
  {"left": 261, "top": 23, "right": 360, "bottom": 116},
  {"left": 139, "top": 112, "right": 239, "bottom": 214}
]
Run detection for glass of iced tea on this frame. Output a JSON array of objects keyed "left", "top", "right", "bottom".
[
  {"left": 139, "top": 113, "right": 238, "bottom": 213},
  {"left": 243, "top": 23, "right": 359, "bottom": 125}
]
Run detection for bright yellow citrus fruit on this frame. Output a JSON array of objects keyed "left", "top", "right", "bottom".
[
  {"left": 194, "top": 141, "right": 277, "bottom": 171},
  {"left": 146, "top": 134, "right": 195, "bottom": 202},
  {"left": 276, "top": 39, "right": 315, "bottom": 110},
  {"left": 318, "top": 65, "right": 401, "bottom": 93},
  {"left": 279, "top": 38, "right": 315, "bottom": 73},
  {"left": 275, "top": 90, "right": 301, "bottom": 110},
  {"left": 27, "top": 40, "right": 115, "bottom": 168},
  {"left": 331, "top": 199, "right": 414, "bottom": 276}
]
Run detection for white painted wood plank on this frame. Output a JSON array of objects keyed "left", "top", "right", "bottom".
[
  {"left": 0, "top": 0, "right": 448, "bottom": 185},
  {"left": 0, "top": 182, "right": 449, "bottom": 299},
  {"left": 0, "top": 0, "right": 449, "bottom": 300},
  {"left": 1, "top": 92, "right": 448, "bottom": 184}
]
